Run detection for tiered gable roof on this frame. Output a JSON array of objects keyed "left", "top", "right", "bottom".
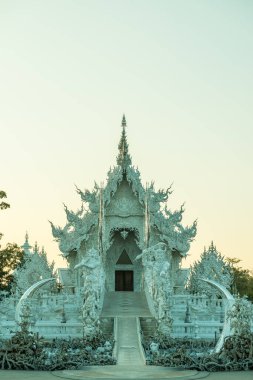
[
  {"left": 187, "top": 242, "right": 233, "bottom": 295},
  {"left": 50, "top": 116, "right": 197, "bottom": 257}
]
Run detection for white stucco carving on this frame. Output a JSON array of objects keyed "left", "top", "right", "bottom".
[
  {"left": 74, "top": 248, "right": 105, "bottom": 337},
  {"left": 15, "top": 278, "right": 56, "bottom": 324},
  {"left": 1, "top": 116, "right": 250, "bottom": 347},
  {"left": 50, "top": 117, "right": 196, "bottom": 268},
  {"left": 137, "top": 243, "right": 173, "bottom": 335},
  {"left": 13, "top": 242, "right": 55, "bottom": 295},
  {"left": 188, "top": 242, "right": 233, "bottom": 296},
  {"left": 200, "top": 278, "right": 235, "bottom": 353}
]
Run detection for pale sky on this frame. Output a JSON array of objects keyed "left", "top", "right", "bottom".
[{"left": 0, "top": 0, "right": 252, "bottom": 270}]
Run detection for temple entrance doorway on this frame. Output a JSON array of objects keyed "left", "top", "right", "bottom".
[
  {"left": 105, "top": 228, "right": 142, "bottom": 291},
  {"left": 115, "top": 270, "right": 134, "bottom": 291}
]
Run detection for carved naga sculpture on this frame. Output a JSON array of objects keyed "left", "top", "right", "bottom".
[
  {"left": 74, "top": 248, "right": 105, "bottom": 337},
  {"left": 137, "top": 242, "right": 173, "bottom": 336}
]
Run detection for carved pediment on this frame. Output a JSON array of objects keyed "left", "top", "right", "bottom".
[{"left": 105, "top": 180, "right": 143, "bottom": 217}]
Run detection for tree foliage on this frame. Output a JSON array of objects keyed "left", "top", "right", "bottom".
[
  {"left": 0, "top": 190, "right": 10, "bottom": 241},
  {"left": 226, "top": 257, "right": 253, "bottom": 301},
  {"left": 0, "top": 190, "right": 24, "bottom": 293},
  {"left": 0, "top": 243, "right": 24, "bottom": 293},
  {"left": 227, "top": 296, "right": 252, "bottom": 335},
  {"left": 0, "top": 190, "right": 10, "bottom": 211}
]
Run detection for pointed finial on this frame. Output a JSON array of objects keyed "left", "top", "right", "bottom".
[
  {"left": 34, "top": 241, "right": 39, "bottom": 253},
  {"left": 116, "top": 114, "right": 132, "bottom": 169},
  {"left": 21, "top": 231, "right": 32, "bottom": 255},
  {"left": 122, "top": 114, "right": 126, "bottom": 127},
  {"left": 210, "top": 241, "right": 215, "bottom": 251}
]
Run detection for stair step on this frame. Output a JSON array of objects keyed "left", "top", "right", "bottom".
[
  {"left": 140, "top": 317, "right": 157, "bottom": 338},
  {"left": 99, "top": 317, "right": 114, "bottom": 338},
  {"left": 101, "top": 291, "right": 151, "bottom": 317},
  {"left": 116, "top": 317, "right": 145, "bottom": 366},
  {"left": 101, "top": 292, "right": 151, "bottom": 366}
]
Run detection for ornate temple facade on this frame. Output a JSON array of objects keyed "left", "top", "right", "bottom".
[
  {"left": 2, "top": 116, "right": 247, "bottom": 342},
  {"left": 51, "top": 115, "right": 197, "bottom": 296}
]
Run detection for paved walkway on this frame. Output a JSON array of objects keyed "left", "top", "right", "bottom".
[
  {"left": 0, "top": 368, "right": 252, "bottom": 380},
  {"left": 116, "top": 317, "right": 144, "bottom": 366},
  {"left": 101, "top": 291, "right": 150, "bottom": 366}
]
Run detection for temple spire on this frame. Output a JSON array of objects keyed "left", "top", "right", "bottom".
[
  {"left": 116, "top": 114, "right": 132, "bottom": 169},
  {"left": 122, "top": 114, "right": 126, "bottom": 127},
  {"left": 34, "top": 241, "right": 39, "bottom": 254},
  {"left": 21, "top": 231, "right": 32, "bottom": 256}
]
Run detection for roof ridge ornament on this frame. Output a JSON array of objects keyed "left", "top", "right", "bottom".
[
  {"left": 122, "top": 114, "right": 126, "bottom": 127},
  {"left": 116, "top": 114, "right": 132, "bottom": 169},
  {"left": 21, "top": 231, "right": 32, "bottom": 255}
]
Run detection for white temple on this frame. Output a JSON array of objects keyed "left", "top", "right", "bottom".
[
  {"left": 1, "top": 116, "right": 245, "bottom": 343},
  {"left": 51, "top": 115, "right": 196, "bottom": 293}
]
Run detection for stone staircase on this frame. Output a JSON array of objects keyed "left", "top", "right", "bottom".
[
  {"left": 116, "top": 317, "right": 144, "bottom": 365},
  {"left": 101, "top": 291, "right": 152, "bottom": 317},
  {"left": 99, "top": 317, "right": 114, "bottom": 339},
  {"left": 101, "top": 292, "right": 152, "bottom": 365},
  {"left": 139, "top": 316, "right": 157, "bottom": 338}
]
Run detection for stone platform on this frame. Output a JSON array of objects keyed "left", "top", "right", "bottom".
[
  {"left": 52, "top": 366, "right": 207, "bottom": 379},
  {"left": 0, "top": 368, "right": 252, "bottom": 380}
]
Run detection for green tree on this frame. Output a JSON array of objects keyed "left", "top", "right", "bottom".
[
  {"left": 0, "top": 243, "right": 24, "bottom": 293},
  {"left": 0, "top": 190, "right": 24, "bottom": 293},
  {"left": 226, "top": 257, "right": 253, "bottom": 301},
  {"left": 0, "top": 190, "right": 10, "bottom": 210},
  {"left": 0, "top": 190, "right": 10, "bottom": 241}
]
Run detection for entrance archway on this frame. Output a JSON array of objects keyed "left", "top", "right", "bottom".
[{"left": 105, "top": 229, "right": 142, "bottom": 292}]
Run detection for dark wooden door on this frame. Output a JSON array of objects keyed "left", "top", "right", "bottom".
[{"left": 115, "top": 270, "right": 134, "bottom": 291}]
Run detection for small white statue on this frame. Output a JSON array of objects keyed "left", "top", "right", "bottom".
[{"left": 150, "top": 341, "right": 159, "bottom": 354}]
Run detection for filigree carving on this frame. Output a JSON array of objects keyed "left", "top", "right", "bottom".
[
  {"left": 126, "top": 166, "right": 145, "bottom": 205},
  {"left": 50, "top": 211, "right": 98, "bottom": 256},
  {"left": 103, "top": 166, "right": 123, "bottom": 207},
  {"left": 76, "top": 185, "right": 99, "bottom": 213},
  {"left": 187, "top": 242, "right": 233, "bottom": 296},
  {"left": 120, "top": 230, "right": 128, "bottom": 239},
  {"left": 13, "top": 245, "right": 55, "bottom": 295},
  {"left": 109, "top": 227, "right": 140, "bottom": 247},
  {"left": 136, "top": 242, "right": 173, "bottom": 336},
  {"left": 50, "top": 117, "right": 197, "bottom": 305},
  {"left": 74, "top": 248, "right": 105, "bottom": 337}
]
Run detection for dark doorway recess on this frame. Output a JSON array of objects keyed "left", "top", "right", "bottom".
[{"left": 115, "top": 270, "right": 134, "bottom": 291}]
